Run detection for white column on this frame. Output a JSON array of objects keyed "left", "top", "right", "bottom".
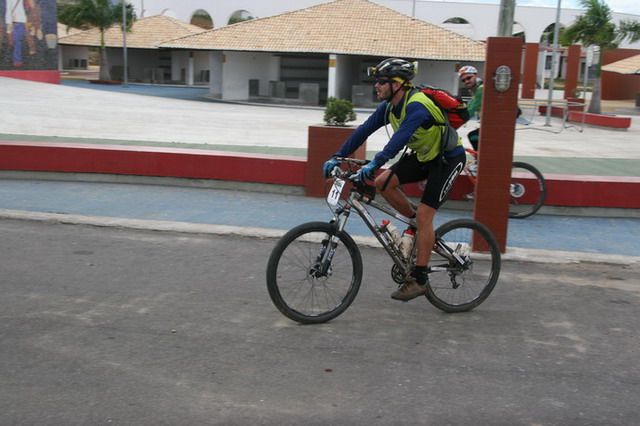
[
  {"left": 187, "top": 52, "right": 194, "bottom": 86},
  {"left": 327, "top": 54, "right": 337, "bottom": 99}
]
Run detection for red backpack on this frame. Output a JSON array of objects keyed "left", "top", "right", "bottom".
[{"left": 412, "top": 84, "right": 470, "bottom": 129}]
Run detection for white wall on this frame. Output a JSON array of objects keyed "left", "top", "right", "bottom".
[
  {"left": 335, "top": 54, "right": 358, "bottom": 100},
  {"left": 209, "top": 51, "right": 223, "bottom": 98},
  {"left": 222, "top": 52, "right": 279, "bottom": 100},
  {"left": 60, "top": 45, "right": 89, "bottom": 69}
]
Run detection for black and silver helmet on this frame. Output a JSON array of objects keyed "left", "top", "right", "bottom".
[{"left": 367, "top": 58, "right": 417, "bottom": 82}]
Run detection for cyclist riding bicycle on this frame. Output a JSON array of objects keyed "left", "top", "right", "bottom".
[
  {"left": 458, "top": 65, "right": 483, "bottom": 151},
  {"left": 322, "top": 58, "right": 466, "bottom": 302}
]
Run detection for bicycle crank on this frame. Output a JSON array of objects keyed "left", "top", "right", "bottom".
[{"left": 391, "top": 264, "right": 407, "bottom": 284}]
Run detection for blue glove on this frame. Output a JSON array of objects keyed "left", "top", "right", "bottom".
[
  {"left": 323, "top": 158, "right": 340, "bottom": 178},
  {"left": 357, "top": 161, "right": 380, "bottom": 182}
]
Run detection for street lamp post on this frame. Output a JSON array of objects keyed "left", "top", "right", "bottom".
[
  {"left": 122, "top": 0, "right": 128, "bottom": 87},
  {"left": 544, "top": 0, "right": 562, "bottom": 126}
]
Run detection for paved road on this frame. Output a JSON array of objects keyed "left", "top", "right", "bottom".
[{"left": 1, "top": 219, "right": 639, "bottom": 425}]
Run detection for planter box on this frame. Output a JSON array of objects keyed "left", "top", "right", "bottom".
[
  {"left": 538, "top": 106, "right": 631, "bottom": 129},
  {"left": 306, "top": 125, "right": 366, "bottom": 197}
]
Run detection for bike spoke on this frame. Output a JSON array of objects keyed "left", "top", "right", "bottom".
[
  {"left": 427, "top": 219, "right": 500, "bottom": 312},
  {"left": 267, "top": 225, "right": 362, "bottom": 323}
]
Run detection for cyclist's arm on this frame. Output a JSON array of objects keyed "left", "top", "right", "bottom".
[
  {"left": 466, "top": 85, "right": 483, "bottom": 118},
  {"left": 334, "top": 103, "right": 387, "bottom": 158},
  {"left": 372, "top": 102, "right": 433, "bottom": 166}
]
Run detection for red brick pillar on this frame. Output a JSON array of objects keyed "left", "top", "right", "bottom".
[
  {"left": 521, "top": 43, "right": 538, "bottom": 99},
  {"left": 474, "top": 37, "right": 522, "bottom": 252},
  {"left": 564, "top": 44, "right": 581, "bottom": 99},
  {"left": 305, "top": 125, "right": 366, "bottom": 197}
]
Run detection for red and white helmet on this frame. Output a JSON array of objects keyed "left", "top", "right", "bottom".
[{"left": 458, "top": 65, "right": 478, "bottom": 76}]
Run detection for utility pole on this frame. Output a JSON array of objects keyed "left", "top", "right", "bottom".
[{"left": 497, "top": 0, "right": 515, "bottom": 37}]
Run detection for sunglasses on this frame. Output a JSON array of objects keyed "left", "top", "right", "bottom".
[
  {"left": 460, "top": 76, "right": 474, "bottom": 83},
  {"left": 375, "top": 79, "right": 392, "bottom": 85}
]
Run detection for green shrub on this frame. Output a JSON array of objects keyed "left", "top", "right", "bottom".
[{"left": 323, "top": 97, "right": 357, "bottom": 126}]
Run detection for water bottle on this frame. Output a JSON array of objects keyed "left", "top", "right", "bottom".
[
  {"left": 400, "top": 227, "right": 415, "bottom": 258},
  {"left": 380, "top": 219, "right": 401, "bottom": 245}
]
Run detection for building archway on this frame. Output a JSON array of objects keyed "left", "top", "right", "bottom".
[
  {"left": 513, "top": 21, "right": 526, "bottom": 40},
  {"left": 540, "top": 22, "right": 565, "bottom": 46},
  {"left": 190, "top": 9, "right": 214, "bottom": 30},
  {"left": 160, "top": 9, "right": 178, "bottom": 19},
  {"left": 442, "top": 17, "right": 475, "bottom": 39},
  {"left": 228, "top": 10, "right": 256, "bottom": 25}
]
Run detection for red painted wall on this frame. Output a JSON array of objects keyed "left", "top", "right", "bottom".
[
  {"left": 602, "top": 49, "right": 640, "bottom": 100},
  {"left": 564, "top": 45, "right": 581, "bottom": 99},
  {"left": 1, "top": 141, "right": 638, "bottom": 209},
  {"left": 521, "top": 43, "right": 538, "bottom": 99},
  {"left": 0, "top": 70, "right": 60, "bottom": 84}
]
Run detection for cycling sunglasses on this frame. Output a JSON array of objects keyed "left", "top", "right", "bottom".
[
  {"left": 460, "top": 75, "right": 475, "bottom": 82},
  {"left": 375, "top": 79, "right": 392, "bottom": 85}
]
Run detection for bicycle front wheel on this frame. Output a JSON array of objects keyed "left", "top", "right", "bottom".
[
  {"left": 509, "top": 162, "right": 547, "bottom": 219},
  {"left": 427, "top": 219, "right": 501, "bottom": 313},
  {"left": 266, "top": 222, "right": 363, "bottom": 324}
]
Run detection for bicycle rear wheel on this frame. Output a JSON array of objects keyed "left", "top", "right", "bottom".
[
  {"left": 266, "top": 222, "right": 363, "bottom": 324},
  {"left": 509, "top": 162, "right": 547, "bottom": 219},
  {"left": 427, "top": 219, "right": 501, "bottom": 313}
]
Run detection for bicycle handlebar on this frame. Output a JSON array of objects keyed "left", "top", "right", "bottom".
[
  {"left": 334, "top": 157, "right": 370, "bottom": 166},
  {"left": 330, "top": 157, "right": 371, "bottom": 181}
]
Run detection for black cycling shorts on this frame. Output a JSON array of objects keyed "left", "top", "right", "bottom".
[{"left": 389, "top": 152, "right": 465, "bottom": 209}]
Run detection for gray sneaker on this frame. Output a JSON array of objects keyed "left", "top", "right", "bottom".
[{"left": 391, "top": 277, "right": 427, "bottom": 302}]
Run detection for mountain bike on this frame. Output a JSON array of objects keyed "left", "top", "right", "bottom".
[
  {"left": 266, "top": 157, "right": 501, "bottom": 324},
  {"left": 463, "top": 148, "right": 547, "bottom": 219}
]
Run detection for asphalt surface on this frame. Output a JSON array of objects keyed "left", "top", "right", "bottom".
[{"left": 1, "top": 219, "right": 639, "bottom": 425}]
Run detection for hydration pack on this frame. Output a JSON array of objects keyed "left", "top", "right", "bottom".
[{"left": 412, "top": 84, "right": 470, "bottom": 130}]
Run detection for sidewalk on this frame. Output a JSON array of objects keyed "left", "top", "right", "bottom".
[
  {"left": 2, "top": 78, "right": 639, "bottom": 176},
  {"left": 0, "top": 177, "right": 638, "bottom": 265},
  {"left": 0, "top": 77, "right": 639, "bottom": 264}
]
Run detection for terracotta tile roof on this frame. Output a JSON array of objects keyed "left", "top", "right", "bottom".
[
  {"left": 602, "top": 54, "right": 640, "bottom": 75},
  {"left": 159, "top": 0, "right": 486, "bottom": 61},
  {"left": 57, "top": 23, "right": 83, "bottom": 37},
  {"left": 58, "top": 14, "right": 206, "bottom": 49}
]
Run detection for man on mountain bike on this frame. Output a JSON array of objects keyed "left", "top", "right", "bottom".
[
  {"left": 458, "top": 65, "right": 483, "bottom": 151},
  {"left": 322, "top": 58, "right": 466, "bottom": 302}
]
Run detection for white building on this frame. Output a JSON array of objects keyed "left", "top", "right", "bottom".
[
  {"left": 59, "top": 0, "right": 640, "bottom": 103},
  {"left": 129, "top": 0, "right": 640, "bottom": 49}
]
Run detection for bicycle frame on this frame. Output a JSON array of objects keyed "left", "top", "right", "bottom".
[{"left": 324, "top": 174, "right": 469, "bottom": 281}]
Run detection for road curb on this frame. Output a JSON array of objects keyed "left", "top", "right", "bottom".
[{"left": 2, "top": 209, "right": 638, "bottom": 266}]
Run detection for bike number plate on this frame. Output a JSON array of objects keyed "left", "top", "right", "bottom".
[{"left": 327, "top": 179, "right": 345, "bottom": 206}]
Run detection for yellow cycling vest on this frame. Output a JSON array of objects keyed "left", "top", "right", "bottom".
[{"left": 388, "top": 90, "right": 462, "bottom": 162}]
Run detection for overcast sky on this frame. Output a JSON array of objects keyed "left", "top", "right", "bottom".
[{"left": 431, "top": 0, "right": 639, "bottom": 16}]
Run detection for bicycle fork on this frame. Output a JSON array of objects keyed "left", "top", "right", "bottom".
[{"left": 312, "top": 208, "right": 352, "bottom": 278}]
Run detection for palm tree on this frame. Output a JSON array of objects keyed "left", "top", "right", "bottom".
[
  {"left": 58, "top": 0, "right": 136, "bottom": 81},
  {"left": 560, "top": 0, "right": 640, "bottom": 114}
]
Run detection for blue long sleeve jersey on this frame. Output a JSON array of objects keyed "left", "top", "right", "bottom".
[{"left": 334, "top": 96, "right": 463, "bottom": 166}]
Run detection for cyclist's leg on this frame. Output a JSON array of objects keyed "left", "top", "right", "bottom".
[
  {"left": 468, "top": 128, "right": 480, "bottom": 151},
  {"left": 374, "top": 156, "right": 426, "bottom": 218},
  {"left": 415, "top": 203, "right": 436, "bottom": 266},
  {"left": 417, "top": 153, "right": 466, "bottom": 264}
]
